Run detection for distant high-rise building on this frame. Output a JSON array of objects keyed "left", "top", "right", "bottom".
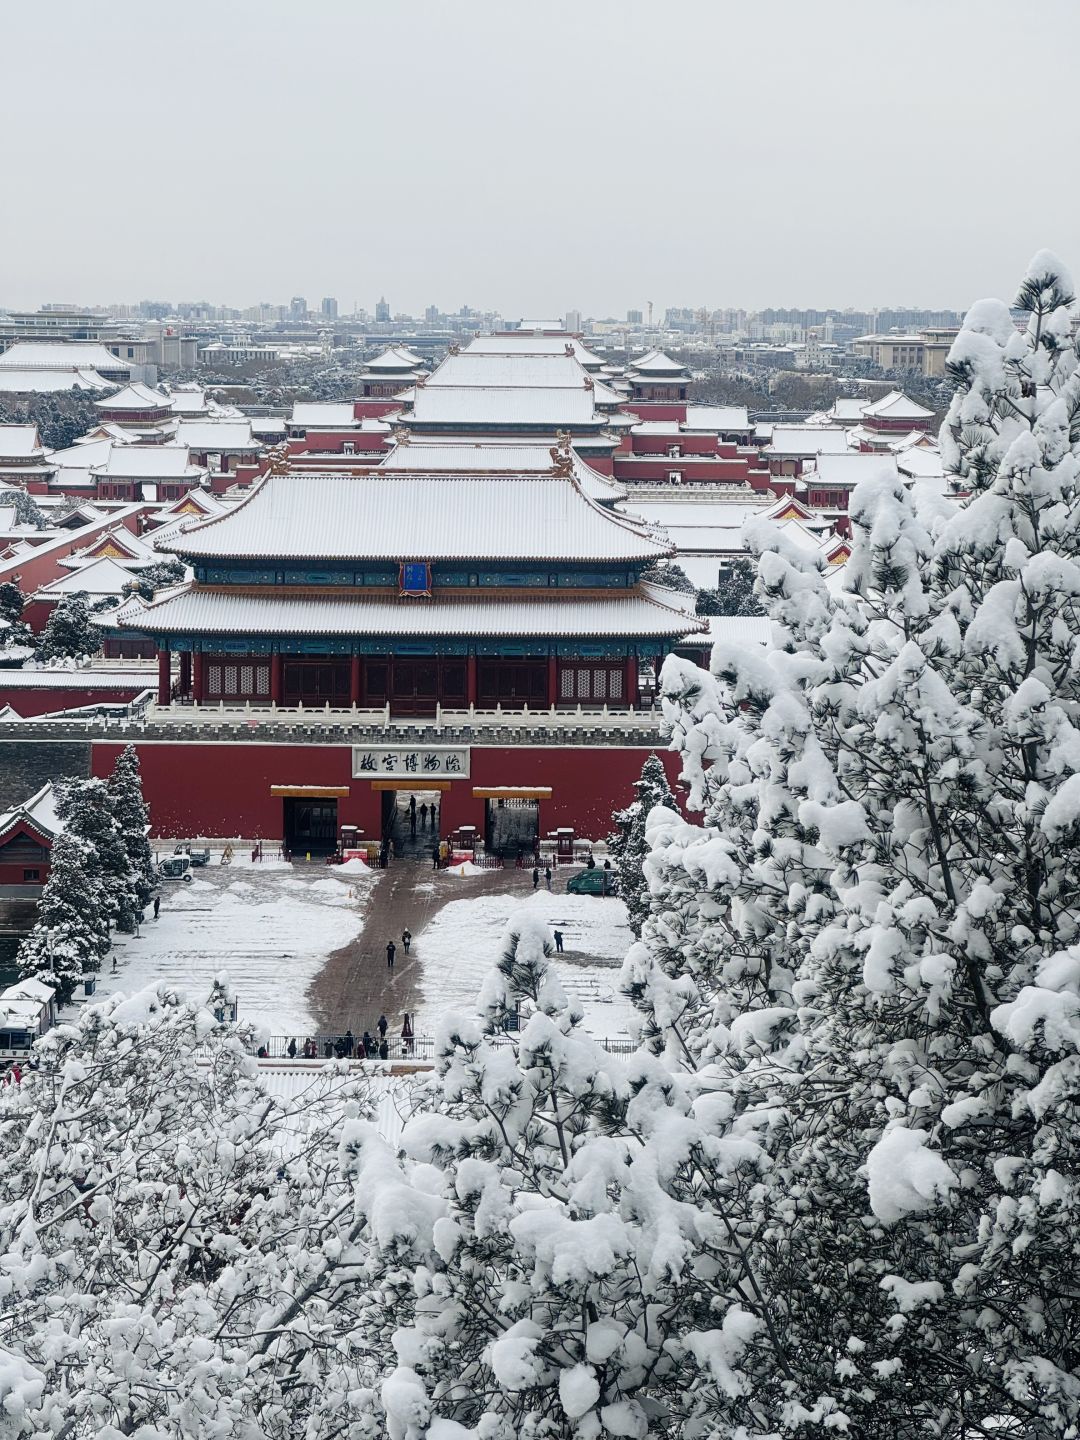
[
  {"left": 375, "top": 296, "right": 391, "bottom": 323},
  {"left": 290, "top": 296, "right": 308, "bottom": 321},
  {"left": 564, "top": 308, "right": 582, "bottom": 334},
  {"left": 321, "top": 296, "right": 338, "bottom": 320},
  {"left": 627, "top": 309, "right": 643, "bottom": 325},
  {"left": 425, "top": 304, "right": 439, "bottom": 324}
]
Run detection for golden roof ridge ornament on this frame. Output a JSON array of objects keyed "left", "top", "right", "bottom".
[
  {"left": 394, "top": 425, "right": 412, "bottom": 446},
  {"left": 549, "top": 430, "right": 574, "bottom": 477},
  {"left": 266, "top": 441, "right": 291, "bottom": 476}
]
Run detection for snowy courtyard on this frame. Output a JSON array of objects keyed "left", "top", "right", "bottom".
[
  {"left": 94, "top": 857, "right": 379, "bottom": 1035},
  {"left": 88, "top": 857, "right": 635, "bottom": 1044}
]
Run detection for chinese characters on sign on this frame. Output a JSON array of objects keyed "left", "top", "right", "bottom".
[{"left": 352, "top": 745, "right": 470, "bottom": 779}]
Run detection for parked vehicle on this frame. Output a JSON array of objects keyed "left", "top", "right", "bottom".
[
  {"left": 173, "top": 842, "right": 210, "bottom": 867},
  {"left": 566, "top": 868, "right": 617, "bottom": 897},
  {"left": 158, "top": 855, "right": 194, "bottom": 883}
]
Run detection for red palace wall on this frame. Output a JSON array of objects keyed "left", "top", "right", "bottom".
[
  {"left": 354, "top": 400, "right": 405, "bottom": 420},
  {"left": 620, "top": 401, "right": 688, "bottom": 423},
  {"left": 90, "top": 741, "right": 684, "bottom": 843},
  {"left": 0, "top": 684, "right": 145, "bottom": 717}
]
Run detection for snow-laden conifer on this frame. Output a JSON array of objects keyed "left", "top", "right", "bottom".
[
  {"left": 107, "top": 743, "right": 156, "bottom": 912},
  {"left": 622, "top": 252, "right": 1080, "bottom": 1436},
  {"left": 0, "top": 979, "right": 390, "bottom": 1439},
  {"left": 15, "top": 831, "right": 110, "bottom": 998},
  {"left": 34, "top": 591, "right": 97, "bottom": 662},
  {"left": 55, "top": 776, "right": 142, "bottom": 933},
  {"left": 359, "top": 909, "right": 771, "bottom": 1438},
  {"left": 608, "top": 752, "right": 677, "bottom": 937}
]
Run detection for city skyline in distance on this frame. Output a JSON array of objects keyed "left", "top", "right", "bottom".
[{"left": 3, "top": 0, "right": 1078, "bottom": 315}]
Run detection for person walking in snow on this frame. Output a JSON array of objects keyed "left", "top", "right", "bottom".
[
  {"left": 377, "top": 1013, "right": 388, "bottom": 1039},
  {"left": 378, "top": 1036, "right": 389, "bottom": 1060},
  {"left": 420, "top": 802, "right": 429, "bottom": 828},
  {"left": 545, "top": 865, "right": 552, "bottom": 890},
  {"left": 553, "top": 929, "right": 565, "bottom": 954},
  {"left": 532, "top": 866, "right": 540, "bottom": 890},
  {"left": 402, "top": 927, "right": 412, "bottom": 955},
  {"left": 386, "top": 940, "right": 396, "bottom": 970},
  {"left": 401, "top": 1012, "right": 414, "bottom": 1055},
  {"left": 153, "top": 894, "right": 160, "bottom": 920},
  {"left": 432, "top": 843, "right": 441, "bottom": 870},
  {"left": 287, "top": 1038, "right": 297, "bottom": 1059}
]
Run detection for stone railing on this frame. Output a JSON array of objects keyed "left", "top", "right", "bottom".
[{"left": 0, "top": 699, "right": 667, "bottom": 748}]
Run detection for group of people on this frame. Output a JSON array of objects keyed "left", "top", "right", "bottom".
[
  {"left": 269, "top": 1011, "right": 417, "bottom": 1062},
  {"left": 406, "top": 795, "right": 437, "bottom": 838}
]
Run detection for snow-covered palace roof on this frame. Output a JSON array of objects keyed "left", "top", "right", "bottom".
[
  {"left": 118, "top": 583, "right": 699, "bottom": 640},
  {"left": 164, "top": 470, "right": 669, "bottom": 564}
]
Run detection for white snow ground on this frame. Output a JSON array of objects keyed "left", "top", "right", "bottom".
[
  {"left": 414, "top": 889, "right": 637, "bottom": 1038},
  {"left": 90, "top": 862, "right": 379, "bottom": 1034}
]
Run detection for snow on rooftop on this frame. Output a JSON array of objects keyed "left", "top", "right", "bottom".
[
  {"left": 809, "top": 452, "right": 900, "bottom": 485},
  {"left": 289, "top": 402, "right": 359, "bottom": 428},
  {"left": 862, "top": 389, "right": 935, "bottom": 420},
  {"left": 0, "top": 341, "right": 129, "bottom": 371},
  {"left": 406, "top": 385, "right": 600, "bottom": 427},
  {"left": 94, "top": 445, "right": 201, "bottom": 478},
  {"left": 765, "top": 426, "right": 852, "bottom": 456},
  {"left": 96, "top": 382, "right": 168, "bottom": 410},
  {"left": 0, "top": 368, "right": 112, "bottom": 392},
  {"left": 428, "top": 353, "right": 592, "bottom": 390},
  {"left": 630, "top": 349, "right": 686, "bottom": 374},
  {"left": 123, "top": 584, "right": 698, "bottom": 640},
  {"left": 166, "top": 470, "right": 667, "bottom": 563},
  {"left": 174, "top": 419, "right": 258, "bottom": 451},
  {"left": 683, "top": 405, "right": 751, "bottom": 431},
  {"left": 0, "top": 424, "right": 44, "bottom": 458},
  {"left": 464, "top": 334, "right": 604, "bottom": 367},
  {"left": 38, "top": 555, "right": 144, "bottom": 596}
]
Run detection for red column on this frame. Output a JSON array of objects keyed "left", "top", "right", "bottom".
[
  {"left": 271, "top": 654, "right": 284, "bottom": 705},
  {"left": 625, "top": 653, "right": 638, "bottom": 709},
  {"left": 178, "top": 651, "right": 191, "bottom": 695},
  {"left": 350, "top": 654, "right": 362, "bottom": 706},
  {"left": 548, "top": 655, "right": 559, "bottom": 707},
  {"left": 193, "top": 653, "right": 206, "bottom": 704},
  {"left": 466, "top": 653, "right": 478, "bottom": 708},
  {"left": 157, "top": 650, "right": 170, "bottom": 706}
]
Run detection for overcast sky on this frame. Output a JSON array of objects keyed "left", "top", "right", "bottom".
[{"left": 5, "top": 0, "right": 1079, "bottom": 317}]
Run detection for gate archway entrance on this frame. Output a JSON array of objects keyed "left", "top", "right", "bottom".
[{"left": 474, "top": 786, "right": 552, "bottom": 858}]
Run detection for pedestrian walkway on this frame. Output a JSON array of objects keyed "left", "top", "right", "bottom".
[
  {"left": 386, "top": 793, "right": 443, "bottom": 860},
  {"left": 307, "top": 855, "right": 532, "bottom": 1037}
]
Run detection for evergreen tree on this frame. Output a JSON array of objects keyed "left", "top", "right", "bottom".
[
  {"left": 695, "top": 555, "right": 763, "bottom": 616},
  {"left": 0, "top": 580, "right": 32, "bottom": 653},
  {"left": 608, "top": 752, "right": 677, "bottom": 937},
  {"left": 16, "top": 832, "right": 110, "bottom": 999},
  {"left": 621, "top": 251, "right": 1080, "bottom": 1436},
  {"left": 107, "top": 744, "right": 156, "bottom": 913},
  {"left": 55, "top": 777, "right": 141, "bottom": 933},
  {"left": 0, "top": 489, "right": 46, "bottom": 531},
  {"left": 35, "top": 592, "right": 98, "bottom": 662},
  {"left": 0, "top": 981, "right": 393, "bottom": 1438},
  {"left": 358, "top": 910, "right": 756, "bottom": 1438},
  {"left": 0, "top": 581, "right": 24, "bottom": 627},
  {"left": 639, "top": 557, "right": 696, "bottom": 594}
]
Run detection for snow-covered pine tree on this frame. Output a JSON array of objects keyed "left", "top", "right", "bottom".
[
  {"left": 15, "top": 831, "right": 110, "bottom": 998},
  {"left": 55, "top": 777, "right": 141, "bottom": 932},
  {"left": 623, "top": 252, "right": 1080, "bottom": 1437},
  {"left": 608, "top": 752, "right": 677, "bottom": 937},
  {"left": 0, "top": 581, "right": 24, "bottom": 627},
  {"left": 0, "top": 979, "right": 392, "bottom": 1439},
  {"left": 107, "top": 744, "right": 156, "bottom": 912},
  {"left": 34, "top": 591, "right": 98, "bottom": 661},
  {"left": 0, "top": 489, "right": 46, "bottom": 531},
  {"left": 353, "top": 909, "right": 775, "bottom": 1439}
]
